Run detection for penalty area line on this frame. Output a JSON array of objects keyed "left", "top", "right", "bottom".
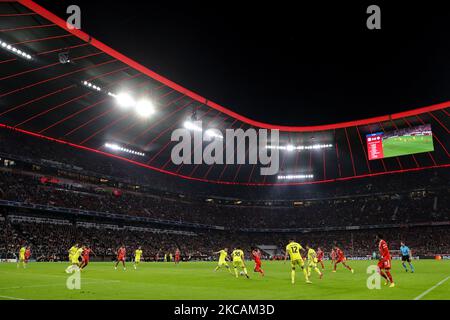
[
  {"left": 413, "top": 275, "right": 450, "bottom": 300},
  {"left": 0, "top": 279, "right": 121, "bottom": 290},
  {"left": 0, "top": 295, "right": 25, "bottom": 300}
]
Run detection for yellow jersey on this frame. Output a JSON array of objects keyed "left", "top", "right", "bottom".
[
  {"left": 135, "top": 249, "right": 143, "bottom": 259},
  {"left": 72, "top": 248, "right": 83, "bottom": 263},
  {"left": 69, "top": 246, "right": 78, "bottom": 257},
  {"left": 231, "top": 249, "right": 244, "bottom": 262},
  {"left": 286, "top": 242, "right": 303, "bottom": 261},
  {"left": 218, "top": 250, "right": 228, "bottom": 262},
  {"left": 307, "top": 248, "right": 317, "bottom": 261},
  {"left": 19, "top": 247, "right": 26, "bottom": 259}
]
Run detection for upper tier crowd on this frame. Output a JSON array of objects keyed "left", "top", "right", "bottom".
[{"left": 0, "top": 170, "right": 448, "bottom": 229}]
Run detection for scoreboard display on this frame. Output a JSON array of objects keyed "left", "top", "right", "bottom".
[
  {"left": 366, "top": 132, "right": 384, "bottom": 160},
  {"left": 367, "top": 124, "right": 434, "bottom": 160}
]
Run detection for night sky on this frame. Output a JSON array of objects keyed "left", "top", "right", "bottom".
[{"left": 34, "top": 1, "right": 450, "bottom": 126}]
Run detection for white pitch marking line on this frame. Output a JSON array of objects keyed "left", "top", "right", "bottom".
[
  {"left": 0, "top": 295, "right": 25, "bottom": 300},
  {"left": 414, "top": 275, "right": 450, "bottom": 300},
  {"left": 0, "top": 270, "right": 122, "bottom": 282},
  {"left": 0, "top": 279, "right": 121, "bottom": 290}
]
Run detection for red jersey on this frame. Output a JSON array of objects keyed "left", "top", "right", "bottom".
[
  {"left": 336, "top": 248, "right": 345, "bottom": 260},
  {"left": 117, "top": 247, "right": 126, "bottom": 259},
  {"left": 252, "top": 250, "right": 261, "bottom": 263},
  {"left": 317, "top": 249, "right": 324, "bottom": 260},
  {"left": 25, "top": 249, "right": 31, "bottom": 259},
  {"left": 175, "top": 250, "right": 180, "bottom": 257},
  {"left": 378, "top": 240, "right": 391, "bottom": 260},
  {"left": 83, "top": 248, "right": 91, "bottom": 259}
]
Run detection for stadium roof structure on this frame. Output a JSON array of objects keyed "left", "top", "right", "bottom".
[{"left": 0, "top": 0, "right": 449, "bottom": 186}]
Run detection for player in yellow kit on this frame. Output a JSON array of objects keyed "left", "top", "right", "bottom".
[
  {"left": 231, "top": 247, "right": 249, "bottom": 279},
  {"left": 66, "top": 245, "right": 83, "bottom": 273},
  {"left": 134, "top": 247, "right": 143, "bottom": 270},
  {"left": 17, "top": 245, "right": 26, "bottom": 269},
  {"left": 213, "top": 248, "right": 232, "bottom": 274},
  {"left": 305, "top": 244, "right": 323, "bottom": 279},
  {"left": 285, "top": 239, "right": 311, "bottom": 284},
  {"left": 68, "top": 243, "right": 79, "bottom": 264}
]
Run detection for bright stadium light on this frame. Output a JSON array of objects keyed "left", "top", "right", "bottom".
[
  {"left": 277, "top": 174, "right": 314, "bottom": 180},
  {"left": 267, "top": 144, "right": 333, "bottom": 151},
  {"left": 104, "top": 142, "right": 145, "bottom": 157},
  {"left": 135, "top": 99, "right": 155, "bottom": 118},
  {"left": 0, "top": 39, "right": 32, "bottom": 60},
  {"left": 106, "top": 91, "right": 155, "bottom": 118},
  {"left": 105, "top": 142, "right": 120, "bottom": 151},
  {"left": 304, "top": 143, "right": 333, "bottom": 150},
  {"left": 81, "top": 80, "right": 101, "bottom": 91},
  {"left": 115, "top": 92, "right": 135, "bottom": 108}
]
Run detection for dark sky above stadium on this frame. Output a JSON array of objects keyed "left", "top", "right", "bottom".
[{"left": 34, "top": 0, "right": 450, "bottom": 126}]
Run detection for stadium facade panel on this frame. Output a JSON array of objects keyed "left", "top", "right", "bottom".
[{"left": 0, "top": 0, "right": 449, "bottom": 188}]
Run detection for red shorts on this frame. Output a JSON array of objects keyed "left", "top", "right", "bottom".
[
  {"left": 336, "top": 257, "right": 346, "bottom": 263},
  {"left": 82, "top": 257, "right": 89, "bottom": 263},
  {"left": 175, "top": 255, "right": 180, "bottom": 261},
  {"left": 254, "top": 262, "right": 262, "bottom": 272},
  {"left": 378, "top": 258, "right": 391, "bottom": 270},
  {"left": 117, "top": 256, "right": 125, "bottom": 262}
]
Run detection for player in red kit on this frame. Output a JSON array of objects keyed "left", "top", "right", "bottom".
[
  {"left": 330, "top": 248, "right": 337, "bottom": 266},
  {"left": 114, "top": 245, "right": 126, "bottom": 271},
  {"left": 80, "top": 246, "right": 95, "bottom": 270},
  {"left": 24, "top": 246, "right": 31, "bottom": 266},
  {"left": 175, "top": 248, "right": 181, "bottom": 264},
  {"left": 376, "top": 234, "right": 395, "bottom": 287},
  {"left": 251, "top": 248, "right": 264, "bottom": 276},
  {"left": 316, "top": 247, "right": 325, "bottom": 269},
  {"left": 332, "top": 246, "right": 354, "bottom": 273}
]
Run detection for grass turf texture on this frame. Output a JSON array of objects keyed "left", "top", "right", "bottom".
[
  {"left": 0, "top": 260, "right": 448, "bottom": 300},
  {"left": 382, "top": 135, "right": 434, "bottom": 159}
]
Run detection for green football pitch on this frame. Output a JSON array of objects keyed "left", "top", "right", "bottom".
[
  {"left": 0, "top": 260, "right": 448, "bottom": 300},
  {"left": 382, "top": 135, "right": 434, "bottom": 158}
]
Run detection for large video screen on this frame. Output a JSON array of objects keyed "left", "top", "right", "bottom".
[{"left": 367, "top": 124, "right": 434, "bottom": 160}]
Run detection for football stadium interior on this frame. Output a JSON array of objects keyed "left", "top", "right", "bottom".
[{"left": 0, "top": 1, "right": 449, "bottom": 300}]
